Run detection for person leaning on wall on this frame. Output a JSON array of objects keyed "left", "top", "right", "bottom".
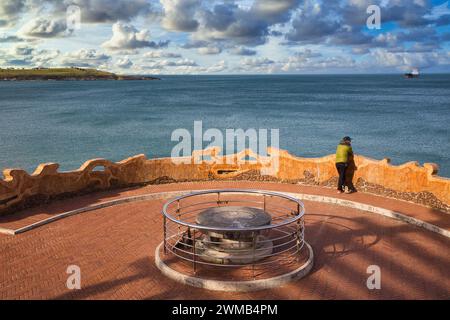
[{"left": 335, "top": 136, "right": 356, "bottom": 194}]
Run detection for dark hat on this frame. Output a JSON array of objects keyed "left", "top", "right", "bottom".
[{"left": 343, "top": 136, "right": 352, "bottom": 142}]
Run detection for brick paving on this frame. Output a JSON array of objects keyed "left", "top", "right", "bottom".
[{"left": 0, "top": 181, "right": 449, "bottom": 299}]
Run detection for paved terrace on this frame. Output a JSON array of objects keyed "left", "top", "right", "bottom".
[{"left": 0, "top": 181, "right": 449, "bottom": 299}]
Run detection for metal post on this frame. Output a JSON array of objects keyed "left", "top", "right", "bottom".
[
  {"left": 263, "top": 195, "right": 266, "bottom": 211},
  {"left": 176, "top": 200, "right": 181, "bottom": 235},
  {"left": 217, "top": 192, "right": 220, "bottom": 206},
  {"left": 296, "top": 220, "right": 301, "bottom": 261},
  {"left": 163, "top": 216, "right": 167, "bottom": 255},
  {"left": 252, "top": 231, "right": 256, "bottom": 280},
  {"left": 192, "top": 228, "right": 197, "bottom": 275}
]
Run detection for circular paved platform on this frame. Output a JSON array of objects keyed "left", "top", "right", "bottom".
[{"left": 0, "top": 181, "right": 449, "bottom": 299}]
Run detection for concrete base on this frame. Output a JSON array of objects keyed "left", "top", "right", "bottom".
[{"left": 154, "top": 241, "right": 314, "bottom": 292}]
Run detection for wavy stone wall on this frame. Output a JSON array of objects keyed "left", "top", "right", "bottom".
[{"left": 1, "top": 147, "right": 449, "bottom": 215}]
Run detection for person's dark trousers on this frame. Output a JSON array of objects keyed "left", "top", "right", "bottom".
[{"left": 335, "top": 162, "right": 348, "bottom": 191}]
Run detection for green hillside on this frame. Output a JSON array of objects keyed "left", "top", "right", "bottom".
[{"left": 0, "top": 67, "right": 159, "bottom": 81}]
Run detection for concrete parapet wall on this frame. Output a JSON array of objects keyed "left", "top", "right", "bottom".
[{"left": 1, "top": 148, "right": 449, "bottom": 215}]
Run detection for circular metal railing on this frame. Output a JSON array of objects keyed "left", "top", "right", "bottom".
[{"left": 161, "top": 189, "right": 306, "bottom": 279}]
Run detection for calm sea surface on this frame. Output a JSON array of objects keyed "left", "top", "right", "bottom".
[{"left": 0, "top": 75, "right": 449, "bottom": 177}]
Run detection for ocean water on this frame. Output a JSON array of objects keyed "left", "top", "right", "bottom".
[{"left": 0, "top": 74, "right": 449, "bottom": 177}]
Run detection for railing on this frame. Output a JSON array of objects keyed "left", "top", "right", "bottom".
[{"left": 162, "top": 189, "right": 305, "bottom": 280}]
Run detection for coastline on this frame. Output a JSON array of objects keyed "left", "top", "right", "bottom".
[{"left": 0, "top": 67, "right": 161, "bottom": 81}]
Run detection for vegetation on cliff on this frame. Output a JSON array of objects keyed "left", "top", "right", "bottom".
[{"left": 0, "top": 67, "right": 160, "bottom": 81}]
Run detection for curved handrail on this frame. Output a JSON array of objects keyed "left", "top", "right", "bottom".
[{"left": 162, "top": 189, "right": 305, "bottom": 232}]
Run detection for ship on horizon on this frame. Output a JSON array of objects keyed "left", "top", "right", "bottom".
[{"left": 404, "top": 68, "right": 420, "bottom": 78}]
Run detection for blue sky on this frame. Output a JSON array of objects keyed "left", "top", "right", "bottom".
[{"left": 1, "top": 0, "right": 450, "bottom": 74}]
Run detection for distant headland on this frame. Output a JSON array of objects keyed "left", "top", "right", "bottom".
[{"left": 0, "top": 67, "right": 160, "bottom": 81}]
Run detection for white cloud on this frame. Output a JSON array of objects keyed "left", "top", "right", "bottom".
[
  {"left": 19, "top": 18, "right": 67, "bottom": 38},
  {"left": 0, "top": 44, "right": 60, "bottom": 67},
  {"left": 58, "top": 0, "right": 152, "bottom": 23},
  {"left": 1, "top": 0, "right": 449, "bottom": 74},
  {"left": 206, "top": 60, "right": 227, "bottom": 72},
  {"left": 197, "top": 46, "right": 222, "bottom": 55},
  {"left": 161, "top": 0, "right": 200, "bottom": 32},
  {"left": 0, "top": 0, "right": 26, "bottom": 27},
  {"left": 230, "top": 46, "right": 257, "bottom": 56},
  {"left": 142, "top": 58, "right": 198, "bottom": 71},
  {"left": 241, "top": 57, "right": 274, "bottom": 67},
  {"left": 102, "top": 22, "right": 169, "bottom": 50},
  {"left": 61, "top": 49, "right": 111, "bottom": 68},
  {"left": 370, "top": 48, "right": 450, "bottom": 70},
  {"left": 116, "top": 57, "right": 133, "bottom": 69},
  {"left": 143, "top": 51, "right": 182, "bottom": 58}
]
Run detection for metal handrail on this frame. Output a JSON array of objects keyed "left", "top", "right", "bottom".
[
  {"left": 162, "top": 189, "right": 305, "bottom": 232},
  {"left": 161, "top": 189, "right": 306, "bottom": 278}
]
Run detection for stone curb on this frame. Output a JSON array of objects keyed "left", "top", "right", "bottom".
[
  {"left": 285, "top": 192, "right": 450, "bottom": 238},
  {"left": 154, "top": 241, "right": 314, "bottom": 292}
]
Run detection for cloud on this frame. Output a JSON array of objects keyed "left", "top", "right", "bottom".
[
  {"left": 102, "top": 22, "right": 169, "bottom": 50},
  {"left": 0, "top": 44, "right": 34, "bottom": 66},
  {"left": 234, "top": 56, "right": 276, "bottom": 73},
  {"left": 31, "top": 48, "right": 60, "bottom": 66},
  {"left": 18, "top": 18, "right": 67, "bottom": 38},
  {"left": 230, "top": 46, "right": 257, "bottom": 56},
  {"left": 180, "top": 40, "right": 210, "bottom": 49},
  {"left": 281, "top": 49, "right": 322, "bottom": 71},
  {"left": 0, "top": 34, "right": 25, "bottom": 42},
  {"left": 0, "top": 44, "right": 60, "bottom": 67},
  {"left": 286, "top": 1, "right": 340, "bottom": 43},
  {"left": 116, "top": 57, "right": 133, "bottom": 69},
  {"left": 252, "top": 0, "right": 299, "bottom": 23},
  {"left": 142, "top": 58, "right": 198, "bottom": 71},
  {"left": 161, "top": 0, "right": 200, "bottom": 32},
  {"left": 196, "top": 5, "right": 268, "bottom": 46},
  {"left": 286, "top": 0, "right": 448, "bottom": 50},
  {"left": 143, "top": 51, "right": 182, "bottom": 58},
  {"left": 282, "top": 55, "right": 356, "bottom": 72},
  {"left": 0, "top": 0, "right": 153, "bottom": 28},
  {"left": 1, "top": 0, "right": 450, "bottom": 74},
  {"left": 242, "top": 57, "right": 274, "bottom": 65},
  {"left": 205, "top": 60, "right": 227, "bottom": 72},
  {"left": 370, "top": 48, "right": 450, "bottom": 70},
  {"left": 162, "top": 58, "right": 198, "bottom": 67},
  {"left": 0, "top": 0, "right": 26, "bottom": 27},
  {"left": 12, "top": 44, "right": 34, "bottom": 56},
  {"left": 192, "top": 0, "right": 298, "bottom": 47},
  {"left": 197, "top": 46, "right": 222, "bottom": 55},
  {"left": 61, "top": 49, "right": 111, "bottom": 67},
  {"left": 60, "top": 0, "right": 152, "bottom": 23}
]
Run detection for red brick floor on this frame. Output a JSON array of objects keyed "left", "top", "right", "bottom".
[{"left": 0, "top": 181, "right": 449, "bottom": 299}]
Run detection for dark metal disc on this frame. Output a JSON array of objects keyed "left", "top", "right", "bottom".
[{"left": 196, "top": 206, "right": 272, "bottom": 228}]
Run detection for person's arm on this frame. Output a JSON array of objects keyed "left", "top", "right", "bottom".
[{"left": 348, "top": 146, "right": 354, "bottom": 156}]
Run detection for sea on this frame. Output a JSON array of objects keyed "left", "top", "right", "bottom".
[{"left": 0, "top": 74, "right": 449, "bottom": 177}]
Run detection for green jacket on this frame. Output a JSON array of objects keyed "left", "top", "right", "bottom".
[{"left": 335, "top": 144, "right": 353, "bottom": 163}]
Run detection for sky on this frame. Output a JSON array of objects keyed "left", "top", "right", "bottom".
[{"left": 0, "top": 0, "right": 450, "bottom": 74}]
